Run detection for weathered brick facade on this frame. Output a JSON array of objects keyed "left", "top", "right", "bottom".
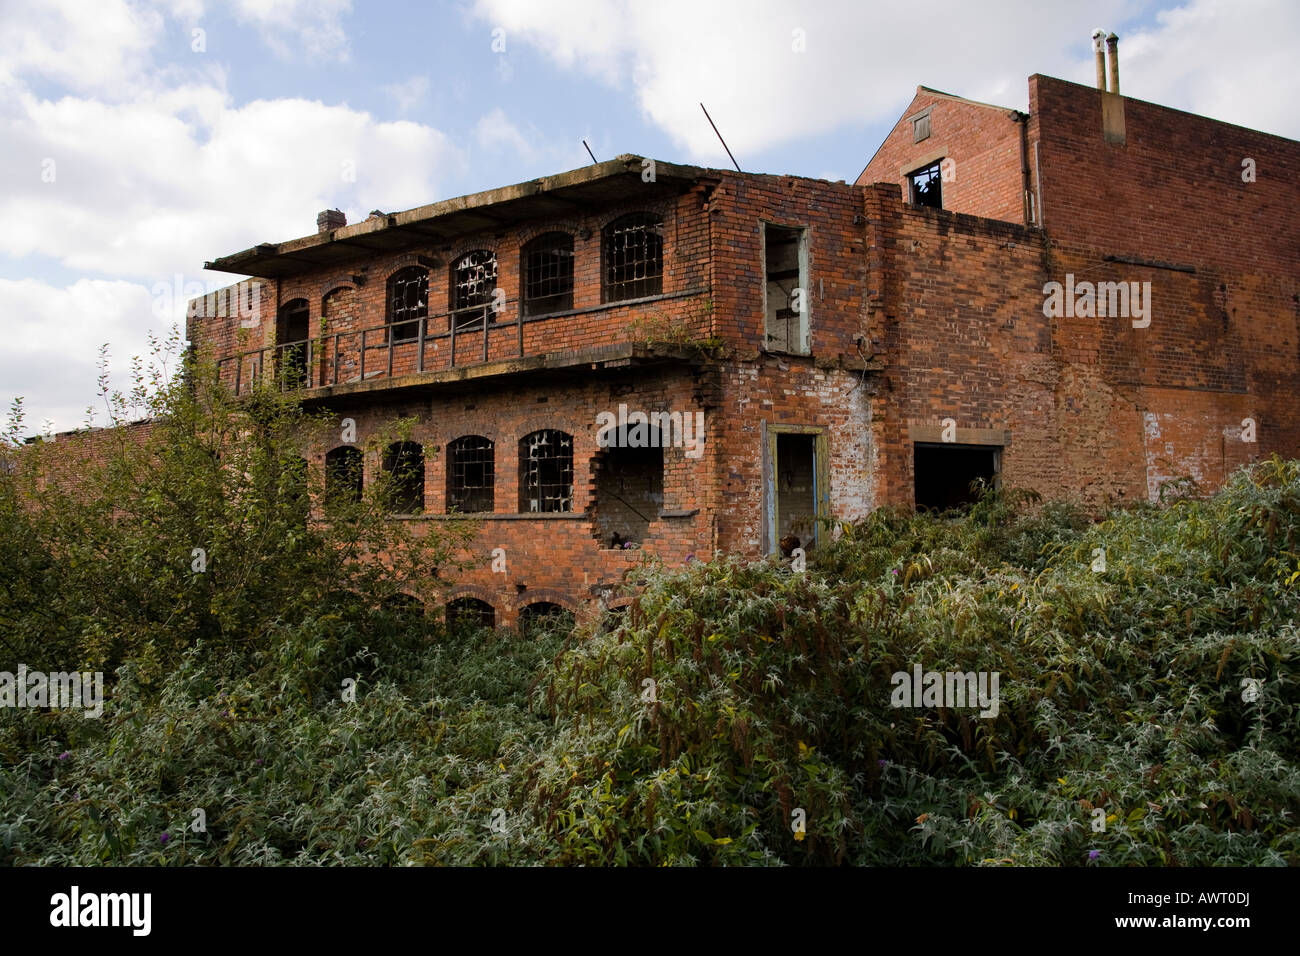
[{"left": 170, "top": 71, "right": 1297, "bottom": 624}]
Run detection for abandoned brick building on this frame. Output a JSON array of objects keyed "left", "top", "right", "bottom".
[{"left": 186, "top": 49, "right": 1300, "bottom": 626}]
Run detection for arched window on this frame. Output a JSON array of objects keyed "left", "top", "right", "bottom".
[
  {"left": 446, "top": 435, "right": 494, "bottom": 513},
  {"left": 387, "top": 267, "right": 428, "bottom": 343},
  {"left": 519, "top": 429, "right": 573, "bottom": 513},
  {"left": 276, "top": 299, "right": 310, "bottom": 389},
  {"left": 450, "top": 250, "right": 498, "bottom": 331},
  {"left": 446, "top": 597, "right": 495, "bottom": 631},
  {"left": 383, "top": 592, "right": 425, "bottom": 625},
  {"left": 517, "top": 601, "right": 574, "bottom": 635},
  {"left": 522, "top": 232, "right": 574, "bottom": 316},
  {"left": 602, "top": 213, "right": 663, "bottom": 302},
  {"left": 383, "top": 441, "right": 424, "bottom": 514},
  {"left": 324, "top": 445, "right": 364, "bottom": 506}
]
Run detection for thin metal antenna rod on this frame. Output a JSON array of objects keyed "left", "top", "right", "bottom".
[
  {"left": 699, "top": 102, "right": 740, "bottom": 172},
  {"left": 582, "top": 140, "right": 598, "bottom": 164}
]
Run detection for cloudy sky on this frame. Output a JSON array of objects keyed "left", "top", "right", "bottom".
[{"left": 3, "top": 0, "right": 1297, "bottom": 434}]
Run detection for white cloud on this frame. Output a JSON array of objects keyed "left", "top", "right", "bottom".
[
  {"left": 0, "top": 278, "right": 170, "bottom": 433},
  {"left": 232, "top": 0, "right": 353, "bottom": 60},
  {"left": 382, "top": 74, "right": 430, "bottom": 115},
  {"left": 471, "top": 0, "right": 1300, "bottom": 165},
  {"left": 0, "top": 87, "right": 466, "bottom": 280},
  {"left": 474, "top": 107, "right": 535, "bottom": 159}
]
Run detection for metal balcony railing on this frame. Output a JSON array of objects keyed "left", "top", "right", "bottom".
[{"left": 213, "top": 289, "right": 712, "bottom": 397}]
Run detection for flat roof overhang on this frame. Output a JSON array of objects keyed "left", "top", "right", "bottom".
[{"left": 205, "top": 155, "right": 716, "bottom": 280}]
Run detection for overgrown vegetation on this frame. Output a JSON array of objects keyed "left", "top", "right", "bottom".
[{"left": 1, "top": 341, "right": 1296, "bottom": 865}]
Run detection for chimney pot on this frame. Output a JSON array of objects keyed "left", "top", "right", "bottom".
[
  {"left": 1091, "top": 29, "right": 1107, "bottom": 91},
  {"left": 317, "top": 208, "right": 346, "bottom": 233},
  {"left": 1106, "top": 32, "right": 1120, "bottom": 95}
]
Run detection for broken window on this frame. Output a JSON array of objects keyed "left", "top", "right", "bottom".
[
  {"left": 522, "top": 232, "right": 574, "bottom": 316},
  {"left": 763, "top": 224, "right": 809, "bottom": 354},
  {"left": 383, "top": 592, "right": 425, "bottom": 626},
  {"left": 908, "top": 160, "right": 943, "bottom": 209},
  {"left": 519, "top": 429, "right": 573, "bottom": 513},
  {"left": 451, "top": 249, "right": 498, "bottom": 331},
  {"left": 383, "top": 441, "right": 424, "bottom": 514},
  {"left": 388, "top": 267, "right": 428, "bottom": 343},
  {"left": 603, "top": 213, "right": 663, "bottom": 302},
  {"left": 517, "top": 601, "right": 574, "bottom": 635},
  {"left": 446, "top": 435, "right": 494, "bottom": 513},
  {"left": 446, "top": 597, "right": 495, "bottom": 631},
  {"left": 592, "top": 443, "right": 663, "bottom": 548},
  {"left": 913, "top": 443, "right": 999, "bottom": 511},
  {"left": 276, "top": 298, "right": 310, "bottom": 389},
  {"left": 324, "top": 445, "right": 364, "bottom": 507}
]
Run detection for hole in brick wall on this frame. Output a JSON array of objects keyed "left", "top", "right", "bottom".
[
  {"left": 383, "top": 441, "right": 424, "bottom": 514},
  {"left": 519, "top": 429, "right": 573, "bottom": 513},
  {"left": 775, "top": 433, "right": 817, "bottom": 550},
  {"left": 913, "top": 442, "right": 999, "bottom": 512},
  {"left": 591, "top": 440, "right": 663, "bottom": 548},
  {"left": 446, "top": 435, "right": 494, "bottom": 513},
  {"left": 324, "top": 445, "right": 364, "bottom": 507},
  {"left": 276, "top": 299, "right": 310, "bottom": 389},
  {"left": 517, "top": 601, "right": 574, "bottom": 636},
  {"left": 763, "top": 224, "right": 808, "bottom": 354},
  {"left": 446, "top": 597, "right": 495, "bottom": 631}
]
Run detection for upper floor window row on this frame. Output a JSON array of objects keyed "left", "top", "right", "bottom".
[{"left": 380, "top": 214, "right": 666, "bottom": 337}]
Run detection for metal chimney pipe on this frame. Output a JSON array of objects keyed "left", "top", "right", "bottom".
[
  {"left": 1092, "top": 29, "right": 1107, "bottom": 91},
  {"left": 1106, "top": 33, "right": 1120, "bottom": 94}
]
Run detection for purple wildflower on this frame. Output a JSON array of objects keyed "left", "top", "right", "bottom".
[
  {"left": 160, "top": 833, "right": 170, "bottom": 844},
  {"left": 255, "top": 758, "right": 263, "bottom": 766},
  {"left": 878, "top": 759, "right": 888, "bottom": 768},
  {"left": 891, "top": 569, "right": 899, "bottom": 575},
  {"left": 58, "top": 751, "right": 70, "bottom": 761},
  {"left": 1088, "top": 849, "right": 1100, "bottom": 861}
]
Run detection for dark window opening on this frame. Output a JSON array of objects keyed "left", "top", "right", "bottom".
[
  {"left": 763, "top": 224, "right": 808, "bottom": 354},
  {"left": 523, "top": 232, "right": 574, "bottom": 316},
  {"left": 603, "top": 213, "right": 663, "bottom": 302},
  {"left": 388, "top": 267, "right": 428, "bottom": 343},
  {"left": 517, "top": 601, "right": 574, "bottom": 636},
  {"left": 776, "top": 433, "right": 817, "bottom": 553},
  {"left": 913, "top": 443, "right": 998, "bottom": 511},
  {"left": 592, "top": 442, "right": 663, "bottom": 548},
  {"left": 383, "top": 441, "right": 424, "bottom": 514},
  {"left": 383, "top": 593, "right": 425, "bottom": 625},
  {"left": 446, "top": 597, "right": 495, "bottom": 631},
  {"left": 276, "top": 299, "right": 310, "bottom": 389},
  {"left": 447, "top": 435, "right": 494, "bottom": 513},
  {"left": 519, "top": 429, "right": 573, "bottom": 513},
  {"left": 908, "top": 160, "right": 943, "bottom": 209},
  {"left": 451, "top": 250, "right": 497, "bottom": 331},
  {"left": 324, "top": 445, "right": 363, "bottom": 506}
]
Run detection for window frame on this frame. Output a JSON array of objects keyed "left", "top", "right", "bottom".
[
  {"left": 602, "top": 212, "right": 664, "bottom": 303},
  {"left": 518, "top": 429, "right": 574, "bottom": 513},
  {"left": 907, "top": 160, "right": 944, "bottom": 209},
  {"left": 446, "top": 435, "right": 495, "bottom": 514},
  {"left": 387, "top": 267, "right": 429, "bottom": 344},
  {"left": 521, "top": 232, "right": 575, "bottom": 317}
]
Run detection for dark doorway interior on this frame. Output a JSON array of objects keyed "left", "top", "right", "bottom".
[
  {"left": 913, "top": 443, "right": 998, "bottom": 511},
  {"left": 592, "top": 442, "right": 663, "bottom": 548},
  {"left": 776, "top": 433, "right": 817, "bottom": 550}
]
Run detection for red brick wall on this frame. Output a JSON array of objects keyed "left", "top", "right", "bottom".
[{"left": 857, "top": 87, "right": 1027, "bottom": 225}]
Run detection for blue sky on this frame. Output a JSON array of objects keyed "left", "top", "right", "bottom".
[{"left": 3, "top": 0, "right": 1298, "bottom": 434}]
